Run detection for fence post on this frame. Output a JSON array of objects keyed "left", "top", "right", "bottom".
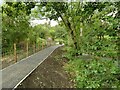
[
  {"left": 42, "top": 41, "right": 44, "bottom": 49},
  {"left": 26, "top": 41, "right": 29, "bottom": 57},
  {"left": 14, "top": 43, "right": 17, "bottom": 62},
  {"left": 38, "top": 42, "right": 40, "bottom": 51},
  {"left": 36, "top": 43, "right": 38, "bottom": 52},
  {"left": 39, "top": 42, "right": 41, "bottom": 50},
  {"left": 33, "top": 42, "right": 36, "bottom": 53}
]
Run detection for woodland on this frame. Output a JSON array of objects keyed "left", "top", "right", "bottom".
[{"left": 1, "top": 1, "right": 120, "bottom": 88}]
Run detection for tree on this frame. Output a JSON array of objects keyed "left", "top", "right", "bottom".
[
  {"left": 2, "top": 2, "right": 35, "bottom": 61},
  {"left": 36, "top": 2, "right": 109, "bottom": 55}
]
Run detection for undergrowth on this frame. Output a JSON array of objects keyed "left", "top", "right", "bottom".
[{"left": 63, "top": 46, "right": 120, "bottom": 88}]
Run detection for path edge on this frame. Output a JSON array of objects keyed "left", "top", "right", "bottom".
[{"left": 13, "top": 45, "right": 63, "bottom": 90}]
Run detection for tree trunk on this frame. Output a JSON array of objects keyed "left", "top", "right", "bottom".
[
  {"left": 117, "top": 34, "right": 120, "bottom": 67},
  {"left": 14, "top": 43, "right": 17, "bottom": 62},
  {"left": 61, "top": 15, "right": 79, "bottom": 48},
  {"left": 59, "top": 14, "right": 81, "bottom": 55}
]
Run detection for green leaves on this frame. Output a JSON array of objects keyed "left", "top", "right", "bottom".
[
  {"left": 2, "top": 2, "right": 34, "bottom": 52},
  {"left": 3, "top": 2, "right": 36, "bottom": 17},
  {"left": 65, "top": 58, "right": 119, "bottom": 88}
]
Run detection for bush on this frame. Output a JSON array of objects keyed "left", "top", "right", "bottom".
[{"left": 64, "top": 58, "right": 120, "bottom": 88}]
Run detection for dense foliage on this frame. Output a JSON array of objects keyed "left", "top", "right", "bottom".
[
  {"left": 65, "top": 57, "right": 120, "bottom": 88},
  {"left": 2, "top": 2, "right": 35, "bottom": 53},
  {"left": 38, "top": 2, "right": 119, "bottom": 57},
  {"left": 63, "top": 46, "right": 120, "bottom": 88}
]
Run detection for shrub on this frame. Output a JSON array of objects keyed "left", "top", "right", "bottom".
[{"left": 64, "top": 58, "right": 120, "bottom": 88}]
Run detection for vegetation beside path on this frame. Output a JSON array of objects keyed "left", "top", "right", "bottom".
[{"left": 63, "top": 46, "right": 120, "bottom": 88}]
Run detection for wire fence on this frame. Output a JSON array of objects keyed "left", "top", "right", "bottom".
[{"left": 1, "top": 41, "right": 55, "bottom": 69}]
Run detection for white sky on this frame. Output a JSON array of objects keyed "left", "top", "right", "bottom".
[
  {"left": 30, "top": 19, "right": 59, "bottom": 27},
  {"left": 0, "top": 0, "right": 4, "bottom": 6},
  {"left": 51, "top": 20, "right": 58, "bottom": 27},
  {"left": 30, "top": 17, "right": 62, "bottom": 27}
]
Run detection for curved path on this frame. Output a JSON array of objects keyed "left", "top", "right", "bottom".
[{"left": 1, "top": 45, "right": 62, "bottom": 89}]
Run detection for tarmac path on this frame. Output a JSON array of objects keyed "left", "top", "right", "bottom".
[{"left": 0, "top": 45, "right": 62, "bottom": 89}]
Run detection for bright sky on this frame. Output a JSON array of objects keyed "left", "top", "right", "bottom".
[
  {"left": 51, "top": 20, "right": 59, "bottom": 27},
  {"left": 30, "top": 17, "right": 62, "bottom": 27},
  {"left": 30, "top": 19, "right": 59, "bottom": 27},
  {"left": 0, "top": 0, "right": 3, "bottom": 6}
]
